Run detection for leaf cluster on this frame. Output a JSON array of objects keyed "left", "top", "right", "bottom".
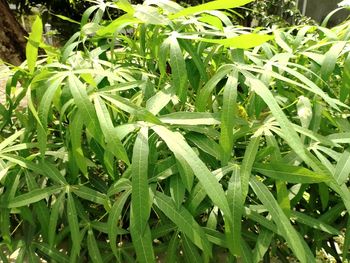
[{"left": 1, "top": 0, "right": 350, "bottom": 262}]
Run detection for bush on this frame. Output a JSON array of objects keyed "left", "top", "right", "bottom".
[{"left": 1, "top": 0, "right": 350, "bottom": 262}]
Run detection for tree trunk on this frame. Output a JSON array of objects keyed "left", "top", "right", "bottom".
[{"left": 0, "top": 0, "right": 28, "bottom": 65}]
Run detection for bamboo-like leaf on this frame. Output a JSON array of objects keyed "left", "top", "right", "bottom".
[
  {"left": 154, "top": 192, "right": 212, "bottom": 257},
  {"left": 170, "top": 0, "right": 254, "bottom": 19},
  {"left": 68, "top": 74, "right": 102, "bottom": 144},
  {"left": 108, "top": 190, "right": 131, "bottom": 257},
  {"left": 170, "top": 174, "right": 185, "bottom": 208},
  {"left": 160, "top": 112, "right": 220, "bottom": 125},
  {"left": 70, "top": 110, "right": 88, "bottom": 175},
  {"left": 186, "top": 133, "right": 222, "bottom": 159},
  {"left": 182, "top": 235, "right": 202, "bottom": 263},
  {"left": 169, "top": 35, "right": 188, "bottom": 102},
  {"left": 72, "top": 185, "right": 108, "bottom": 206},
  {"left": 253, "top": 162, "right": 330, "bottom": 184},
  {"left": 196, "top": 65, "right": 234, "bottom": 111},
  {"left": 166, "top": 232, "right": 180, "bottom": 263},
  {"left": 134, "top": 5, "right": 169, "bottom": 25},
  {"left": 320, "top": 41, "right": 346, "bottom": 81},
  {"left": 340, "top": 54, "right": 350, "bottom": 102},
  {"left": 152, "top": 125, "right": 231, "bottom": 220},
  {"left": 130, "top": 210, "right": 155, "bottom": 263},
  {"left": 87, "top": 228, "right": 103, "bottom": 263},
  {"left": 174, "top": 153, "right": 194, "bottom": 191},
  {"left": 244, "top": 74, "right": 330, "bottom": 176},
  {"left": 334, "top": 148, "right": 350, "bottom": 185},
  {"left": 291, "top": 211, "right": 340, "bottom": 235},
  {"left": 252, "top": 229, "right": 273, "bottom": 263},
  {"left": 8, "top": 186, "right": 63, "bottom": 208},
  {"left": 187, "top": 164, "right": 236, "bottom": 213},
  {"left": 33, "top": 242, "right": 69, "bottom": 263},
  {"left": 226, "top": 165, "right": 243, "bottom": 255},
  {"left": 250, "top": 177, "right": 315, "bottom": 262},
  {"left": 94, "top": 95, "right": 130, "bottom": 164},
  {"left": 67, "top": 191, "right": 81, "bottom": 257},
  {"left": 38, "top": 76, "right": 65, "bottom": 155},
  {"left": 0, "top": 129, "right": 24, "bottom": 152},
  {"left": 241, "top": 134, "right": 261, "bottom": 199},
  {"left": 26, "top": 16, "right": 43, "bottom": 73},
  {"left": 131, "top": 127, "right": 150, "bottom": 233},
  {"left": 99, "top": 93, "right": 161, "bottom": 124},
  {"left": 48, "top": 192, "right": 65, "bottom": 248},
  {"left": 200, "top": 34, "right": 274, "bottom": 49},
  {"left": 96, "top": 14, "right": 140, "bottom": 36},
  {"left": 220, "top": 70, "right": 238, "bottom": 164}
]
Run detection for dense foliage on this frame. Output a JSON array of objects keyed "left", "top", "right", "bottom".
[{"left": 1, "top": 0, "right": 350, "bottom": 262}]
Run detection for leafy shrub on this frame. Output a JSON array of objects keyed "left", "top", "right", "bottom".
[{"left": 1, "top": 0, "right": 350, "bottom": 262}]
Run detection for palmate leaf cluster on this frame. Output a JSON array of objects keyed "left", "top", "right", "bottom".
[{"left": 1, "top": 0, "right": 350, "bottom": 262}]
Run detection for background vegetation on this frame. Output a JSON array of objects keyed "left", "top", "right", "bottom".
[{"left": 1, "top": 0, "right": 350, "bottom": 262}]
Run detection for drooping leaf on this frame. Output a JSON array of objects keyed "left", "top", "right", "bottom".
[
  {"left": 170, "top": 0, "right": 254, "bottom": 19},
  {"left": 26, "top": 16, "right": 43, "bottom": 73}
]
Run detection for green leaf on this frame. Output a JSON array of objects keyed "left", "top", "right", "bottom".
[
  {"left": 182, "top": 235, "right": 202, "bottom": 263},
  {"left": 291, "top": 211, "right": 340, "bottom": 235},
  {"left": 320, "top": 41, "right": 346, "bottom": 81},
  {"left": 220, "top": 70, "right": 238, "bottom": 164},
  {"left": 70, "top": 110, "right": 88, "bottom": 176},
  {"left": 340, "top": 54, "right": 350, "bottom": 102},
  {"left": 108, "top": 190, "right": 131, "bottom": 258},
  {"left": 226, "top": 165, "right": 243, "bottom": 255},
  {"left": 169, "top": 35, "right": 188, "bottom": 102},
  {"left": 252, "top": 229, "right": 273, "bottom": 263},
  {"left": 115, "top": 0, "right": 135, "bottom": 14},
  {"left": 131, "top": 127, "right": 150, "bottom": 233},
  {"left": 200, "top": 34, "right": 274, "bottom": 49},
  {"left": 244, "top": 75, "right": 330, "bottom": 176},
  {"left": 39, "top": 160, "right": 67, "bottom": 185},
  {"left": 174, "top": 153, "right": 194, "bottom": 191},
  {"left": 68, "top": 74, "right": 103, "bottom": 144},
  {"left": 199, "top": 14, "right": 223, "bottom": 30},
  {"left": 33, "top": 242, "right": 69, "bottom": 263},
  {"left": 166, "top": 232, "right": 180, "bottom": 263},
  {"left": 241, "top": 134, "right": 261, "bottom": 199},
  {"left": 99, "top": 93, "right": 161, "bottom": 124},
  {"left": 72, "top": 185, "right": 108, "bottom": 206},
  {"left": 87, "top": 228, "right": 103, "bottom": 263},
  {"left": 26, "top": 16, "right": 43, "bottom": 73},
  {"left": 160, "top": 112, "right": 220, "bottom": 125},
  {"left": 8, "top": 186, "right": 63, "bottom": 208},
  {"left": 196, "top": 64, "right": 234, "bottom": 111},
  {"left": 186, "top": 164, "right": 236, "bottom": 213},
  {"left": 38, "top": 76, "right": 65, "bottom": 155},
  {"left": 334, "top": 148, "right": 350, "bottom": 185},
  {"left": 170, "top": 0, "right": 254, "bottom": 19},
  {"left": 67, "top": 191, "right": 81, "bottom": 257},
  {"left": 152, "top": 125, "right": 231, "bottom": 219},
  {"left": 48, "top": 192, "right": 65, "bottom": 248},
  {"left": 130, "top": 211, "right": 155, "bottom": 263},
  {"left": 250, "top": 177, "right": 315, "bottom": 262},
  {"left": 154, "top": 191, "right": 212, "bottom": 257},
  {"left": 0, "top": 129, "right": 24, "bottom": 152},
  {"left": 253, "top": 162, "right": 331, "bottom": 184},
  {"left": 170, "top": 174, "right": 185, "bottom": 208},
  {"left": 53, "top": 14, "right": 80, "bottom": 24},
  {"left": 297, "top": 96, "right": 312, "bottom": 128},
  {"left": 96, "top": 14, "right": 140, "bottom": 36},
  {"left": 178, "top": 39, "right": 208, "bottom": 82},
  {"left": 94, "top": 95, "right": 130, "bottom": 164},
  {"left": 186, "top": 133, "right": 222, "bottom": 159},
  {"left": 134, "top": 5, "right": 169, "bottom": 25}
]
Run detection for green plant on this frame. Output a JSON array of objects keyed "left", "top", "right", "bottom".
[{"left": 1, "top": 0, "right": 350, "bottom": 262}]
